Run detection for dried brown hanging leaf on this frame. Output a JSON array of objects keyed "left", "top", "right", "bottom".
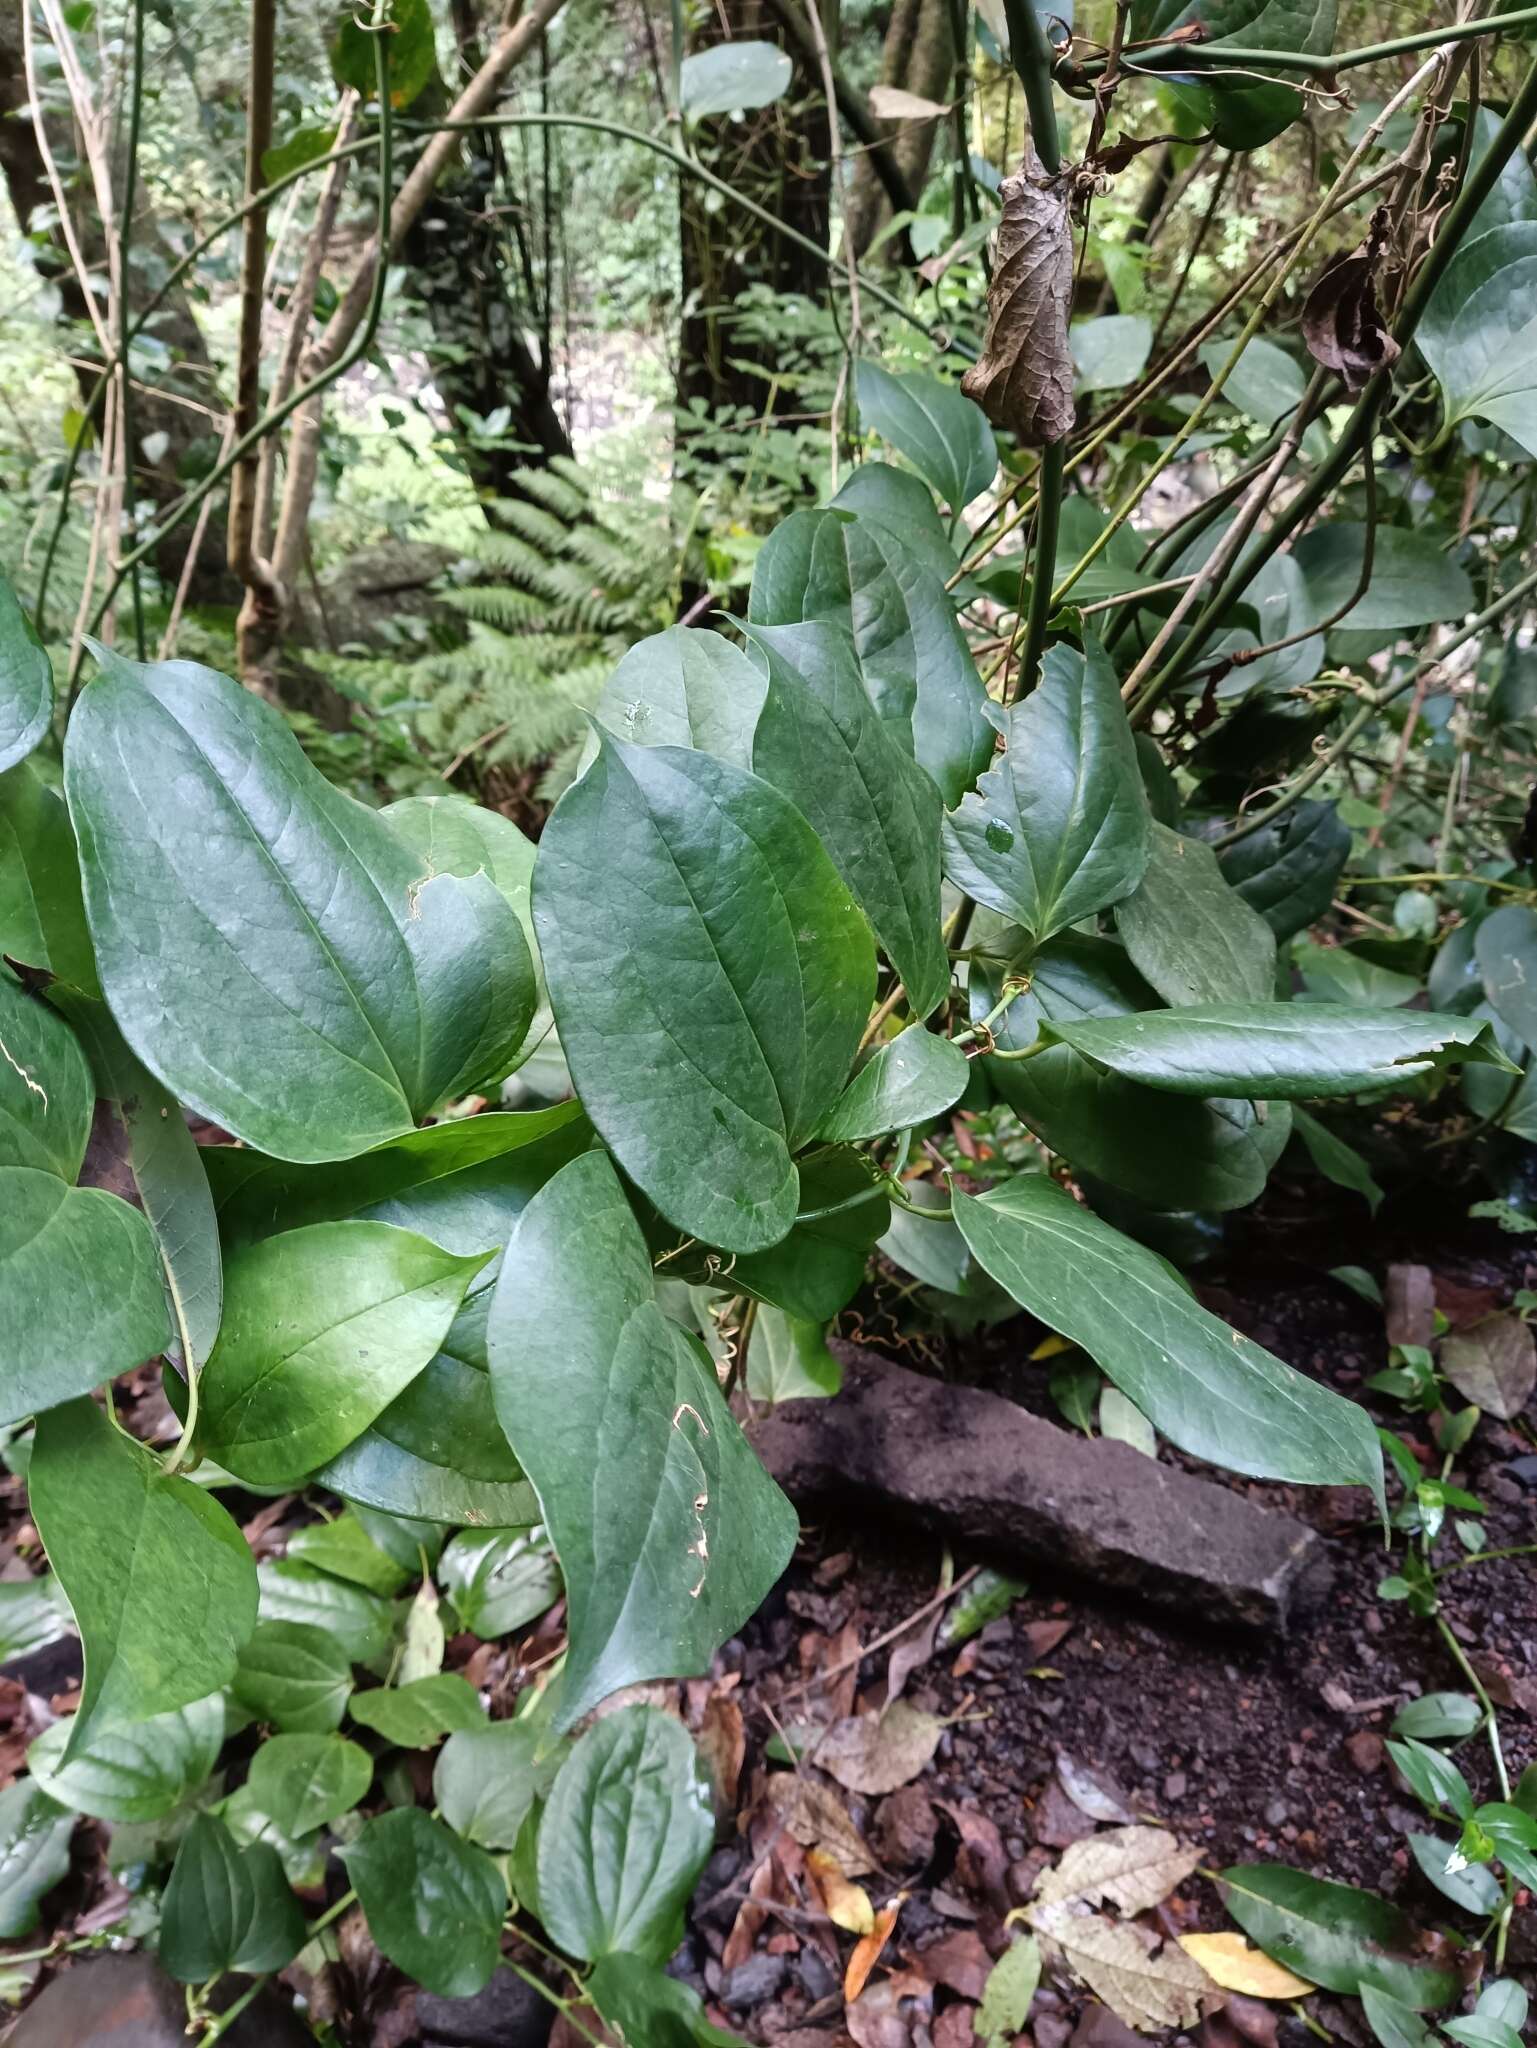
[
  {"left": 961, "top": 148, "right": 1076, "bottom": 447},
  {"left": 1301, "top": 208, "right": 1402, "bottom": 394},
  {"left": 1033, "top": 1825, "right": 1202, "bottom": 1917},
  {"left": 1028, "top": 1901, "right": 1216, "bottom": 2032}
]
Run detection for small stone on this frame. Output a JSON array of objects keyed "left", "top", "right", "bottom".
[
  {"left": 720, "top": 1953, "right": 789, "bottom": 2011},
  {"left": 418, "top": 1967, "right": 554, "bottom": 2047},
  {"left": 1346, "top": 1731, "right": 1385, "bottom": 1775},
  {"left": 1164, "top": 1771, "right": 1188, "bottom": 1803},
  {"left": 1265, "top": 1798, "right": 1290, "bottom": 1826},
  {"left": 1035, "top": 2015, "right": 1073, "bottom": 2048}
]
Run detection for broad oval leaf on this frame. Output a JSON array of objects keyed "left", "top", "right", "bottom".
[
  {"left": 1039, "top": 1003, "right": 1510, "bottom": 1098},
  {"left": 1419, "top": 223, "right": 1537, "bottom": 459},
  {"left": 199, "top": 1221, "right": 489, "bottom": 1487},
  {"left": 1293, "top": 524, "right": 1474, "bottom": 634},
  {"left": 749, "top": 510, "right": 993, "bottom": 806},
  {"left": 349, "top": 1673, "right": 484, "bottom": 1749},
  {"left": 1220, "top": 1864, "right": 1460, "bottom": 2010},
  {"left": 537, "top": 1705, "right": 714, "bottom": 1964},
  {"left": 284, "top": 1511, "right": 410, "bottom": 1597},
  {"left": 750, "top": 620, "right": 949, "bottom": 1016},
  {"left": 0, "top": 978, "right": 92, "bottom": 1179},
  {"left": 29, "top": 1398, "right": 257, "bottom": 1758},
  {"left": 257, "top": 1560, "right": 396, "bottom": 1665},
  {"left": 343, "top": 1807, "right": 506, "bottom": 1999},
  {"left": 952, "top": 1176, "right": 1384, "bottom": 1502},
  {"left": 0, "top": 761, "right": 97, "bottom": 991},
  {"left": 1073, "top": 314, "right": 1153, "bottom": 393},
  {"left": 232, "top": 1620, "right": 352, "bottom": 1734},
  {"left": 745, "top": 1305, "right": 842, "bottom": 1402},
  {"left": 816, "top": 1026, "right": 969, "bottom": 1144},
  {"left": 855, "top": 361, "right": 997, "bottom": 513},
  {"left": 246, "top": 1732, "right": 373, "bottom": 1834},
  {"left": 680, "top": 38, "right": 792, "bottom": 118},
  {"left": 1476, "top": 904, "right": 1537, "bottom": 1046},
  {"left": 159, "top": 1813, "right": 305, "bottom": 1982},
  {"left": 591, "top": 626, "right": 766, "bottom": 769},
  {"left": 331, "top": 0, "right": 438, "bottom": 105},
  {"left": 382, "top": 791, "right": 539, "bottom": 990},
  {"left": 1114, "top": 823, "right": 1275, "bottom": 1005},
  {"left": 0, "top": 1779, "right": 74, "bottom": 1939},
  {"left": 435, "top": 1717, "right": 564, "bottom": 1851},
  {"left": 487, "top": 1151, "right": 798, "bottom": 1726},
  {"left": 64, "top": 646, "right": 536, "bottom": 1163},
  {"left": 28, "top": 1694, "right": 224, "bottom": 1822},
  {"left": 439, "top": 1529, "right": 560, "bottom": 1640},
  {"left": 0, "top": 574, "right": 52, "bottom": 775},
  {"left": 944, "top": 637, "right": 1150, "bottom": 949},
  {"left": 1217, "top": 800, "right": 1350, "bottom": 941},
  {"left": 534, "top": 734, "right": 873, "bottom": 1253},
  {"left": 0, "top": 1165, "right": 170, "bottom": 1425},
  {"left": 829, "top": 462, "right": 960, "bottom": 580}
]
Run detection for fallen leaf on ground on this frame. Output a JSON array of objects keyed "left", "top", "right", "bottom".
[
  {"left": 845, "top": 1895, "right": 907, "bottom": 2004},
  {"left": 765, "top": 1772, "right": 874, "bottom": 1876},
  {"left": 1035, "top": 1826, "right": 1202, "bottom": 1917},
  {"left": 697, "top": 1693, "right": 745, "bottom": 1817},
  {"left": 1385, "top": 1264, "right": 1435, "bottom": 1350},
  {"left": 873, "top": 1786, "right": 938, "bottom": 1871},
  {"left": 977, "top": 1933, "right": 1042, "bottom": 2047},
  {"left": 910, "top": 1927, "right": 991, "bottom": 1999},
  {"left": 937, "top": 1800, "right": 1010, "bottom": 1911},
  {"left": 1441, "top": 1313, "right": 1536, "bottom": 1419},
  {"left": 1056, "top": 1752, "right": 1137, "bottom": 1824},
  {"left": 818, "top": 1701, "right": 945, "bottom": 1795},
  {"left": 933, "top": 2005, "right": 978, "bottom": 2048},
  {"left": 1034, "top": 1775, "right": 1101, "bottom": 1849},
  {"left": 1177, "top": 1932, "right": 1315, "bottom": 1999},
  {"left": 722, "top": 1851, "right": 777, "bottom": 1973},
  {"left": 1028, "top": 1901, "right": 1217, "bottom": 2033},
  {"left": 846, "top": 1967, "right": 931, "bottom": 2048},
  {"left": 809, "top": 1847, "right": 875, "bottom": 1935}
]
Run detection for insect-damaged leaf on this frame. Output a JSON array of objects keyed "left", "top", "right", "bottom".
[
  {"left": 487, "top": 1151, "right": 798, "bottom": 1727},
  {"left": 961, "top": 149, "right": 1075, "bottom": 446},
  {"left": 1026, "top": 1899, "right": 1215, "bottom": 2032},
  {"left": 1035, "top": 1826, "right": 1201, "bottom": 1916}
]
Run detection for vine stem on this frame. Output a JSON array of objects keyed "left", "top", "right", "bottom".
[
  {"left": 116, "top": 0, "right": 147, "bottom": 657},
  {"left": 1066, "top": 7, "right": 1537, "bottom": 82}
]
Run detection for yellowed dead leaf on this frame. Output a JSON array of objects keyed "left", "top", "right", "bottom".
[
  {"left": 808, "top": 1847, "right": 875, "bottom": 1935},
  {"left": 1034, "top": 1826, "right": 1201, "bottom": 1917},
  {"left": 844, "top": 1894, "right": 906, "bottom": 2004},
  {"left": 1030, "top": 1332, "right": 1076, "bottom": 1360},
  {"left": 1177, "top": 1932, "right": 1315, "bottom": 2000},
  {"left": 1028, "top": 1901, "right": 1217, "bottom": 2033}
]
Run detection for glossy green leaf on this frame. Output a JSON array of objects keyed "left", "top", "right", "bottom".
[
  {"left": 1476, "top": 904, "right": 1537, "bottom": 1046},
  {"left": 232, "top": 1621, "right": 352, "bottom": 1734},
  {"left": 159, "top": 1812, "right": 305, "bottom": 1982},
  {"left": 1219, "top": 1863, "right": 1459, "bottom": 2010},
  {"left": 257, "top": 1561, "right": 396, "bottom": 1665},
  {"left": 1295, "top": 940, "right": 1420, "bottom": 1010},
  {"left": 1391, "top": 1692, "right": 1482, "bottom": 1742},
  {"left": 944, "top": 638, "right": 1149, "bottom": 948},
  {"left": 1407, "top": 1832, "right": 1503, "bottom": 1916},
  {"left": 438, "top": 1529, "right": 559, "bottom": 1640},
  {"left": 350, "top": 1674, "right": 485, "bottom": 1749},
  {"left": 538, "top": 1706, "right": 714, "bottom": 1964},
  {"left": 488, "top": 1151, "right": 798, "bottom": 1726},
  {"left": 1292, "top": 1108, "right": 1383, "bottom": 1213},
  {"left": 855, "top": 361, "right": 996, "bottom": 512},
  {"left": 1040, "top": 1002, "right": 1509, "bottom": 1098},
  {"left": 65, "top": 646, "right": 535, "bottom": 1163},
  {"left": 1131, "top": 0, "right": 1335, "bottom": 148},
  {"left": 1115, "top": 823, "right": 1276, "bottom": 1004},
  {"left": 29, "top": 1398, "right": 257, "bottom": 1758},
  {"left": 28, "top": 1695, "right": 223, "bottom": 1821},
  {"left": 745, "top": 1306, "right": 842, "bottom": 1402},
  {"left": 0, "top": 1780, "right": 73, "bottom": 1938},
  {"left": 246, "top": 1732, "right": 373, "bottom": 1834},
  {"left": 535, "top": 734, "right": 872, "bottom": 1253},
  {"left": 1387, "top": 1737, "right": 1474, "bottom": 1819},
  {"left": 750, "top": 621, "right": 948, "bottom": 1014},
  {"left": 343, "top": 1808, "right": 505, "bottom": 1998},
  {"left": 331, "top": 0, "right": 438, "bottom": 106},
  {"left": 381, "top": 792, "right": 539, "bottom": 988},
  {"left": 1420, "top": 223, "right": 1537, "bottom": 459},
  {"left": 953, "top": 1176, "right": 1384, "bottom": 1500},
  {"left": 1294, "top": 525, "right": 1474, "bottom": 633},
  {"left": 1217, "top": 801, "right": 1350, "bottom": 941},
  {"left": 680, "top": 38, "right": 792, "bottom": 117},
  {"left": 0, "top": 1165, "right": 169, "bottom": 1425},
  {"left": 591, "top": 626, "right": 766, "bottom": 769},
  {"left": 829, "top": 462, "right": 959, "bottom": 581},
  {"left": 0, "top": 1577, "right": 71, "bottom": 1665},
  {"left": 816, "top": 1027, "right": 968, "bottom": 1143},
  {"left": 0, "top": 573, "right": 51, "bottom": 775},
  {"left": 748, "top": 510, "right": 993, "bottom": 807},
  {"left": 318, "top": 1354, "right": 540, "bottom": 1528},
  {"left": 0, "top": 978, "right": 91, "bottom": 1179},
  {"left": 1073, "top": 315, "right": 1152, "bottom": 393},
  {"left": 588, "top": 1952, "right": 744, "bottom": 2048},
  {"left": 260, "top": 122, "right": 338, "bottom": 184},
  {"left": 286, "top": 1512, "right": 411, "bottom": 1597},
  {"left": 200, "top": 1222, "right": 488, "bottom": 1487},
  {"left": 434, "top": 1717, "right": 564, "bottom": 1851},
  {"left": 1361, "top": 1986, "right": 1434, "bottom": 2048},
  {"left": 0, "top": 762, "right": 96, "bottom": 990}
]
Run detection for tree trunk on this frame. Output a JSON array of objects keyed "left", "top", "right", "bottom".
[{"left": 844, "top": 0, "right": 954, "bottom": 260}]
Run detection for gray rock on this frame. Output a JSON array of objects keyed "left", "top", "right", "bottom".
[
  {"left": 417, "top": 1965, "right": 554, "bottom": 2047},
  {"left": 719, "top": 1952, "right": 788, "bottom": 2010},
  {"left": 10, "top": 1955, "right": 311, "bottom": 2047}
]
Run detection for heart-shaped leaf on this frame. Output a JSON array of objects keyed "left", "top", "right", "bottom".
[
  {"left": 159, "top": 1813, "right": 305, "bottom": 1981},
  {"left": 343, "top": 1808, "right": 506, "bottom": 1998}
]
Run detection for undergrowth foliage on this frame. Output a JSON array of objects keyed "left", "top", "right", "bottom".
[{"left": 5, "top": 1, "right": 1537, "bottom": 2041}]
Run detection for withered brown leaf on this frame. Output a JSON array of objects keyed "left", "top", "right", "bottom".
[
  {"left": 1301, "top": 208, "right": 1402, "bottom": 394},
  {"left": 961, "top": 148, "right": 1075, "bottom": 447}
]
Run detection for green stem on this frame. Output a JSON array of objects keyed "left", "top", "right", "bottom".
[
  {"left": 1001, "top": 0, "right": 1063, "bottom": 172},
  {"left": 1015, "top": 446, "right": 1064, "bottom": 699},
  {"left": 505, "top": 1959, "right": 606, "bottom": 2047},
  {"left": 1433, "top": 1541, "right": 1537, "bottom": 1577},
  {"left": 116, "top": 0, "right": 147, "bottom": 657},
  {"left": 1068, "top": 8, "right": 1537, "bottom": 81}
]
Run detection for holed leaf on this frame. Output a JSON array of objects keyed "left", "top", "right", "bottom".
[{"left": 487, "top": 1151, "right": 798, "bottom": 1726}]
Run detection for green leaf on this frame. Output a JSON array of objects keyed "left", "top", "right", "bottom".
[
  {"left": 1391, "top": 1692, "right": 1483, "bottom": 1741},
  {"left": 28, "top": 1695, "right": 223, "bottom": 1821},
  {"left": 232, "top": 1621, "right": 352, "bottom": 1734},
  {"left": 0, "top": 761, "right": 97, "bottom": 990},
  {"left": 1406, "top": 1832, "right": 1503, "bottom": 1916},
  {"left": 978, "top": 1934, "right": 1043, "bottom": 2048},
  {"left": 1294, "top": 524, "right": 1474, "bottom": 633},
  {"left": 680, "top": 39, "right": 792, "bottom": 118},
  {"left": 1420, "top": 223, "right": 1537, "bottom": 458},
  {"left": 1476, "top": 904, "right": 1537, "bottom": 1045},
  {"left": 1292, "top": 1108, "right": 1383, "bottom": 1214},
  {"left": 259, "top": 123, "right": 338, "bottom": 185},
  {"left": 0, "top": 1577, "right": 71, "bottom": 1665},
  {"left": 343, "top": 1808, "right": 506, "bottom": 1998},
  {"left": 0, "top": 1165, "right": 169, "bottom": 1424},
  {"left": 488, "top": 1151, "right": 798, "bottom": 1727},
  {"left": 749, "top": 621, "right": 949, "bottom": 1016},
  {"left": 588, "top": 1952, "right": 744, "bottom": 2047},
  {"left": 944, "top": 637, "right": 1149, "bottom": 949},
  {"left": 745, "top": 1306, "right": 842, "bottom": 1402},
  {"left": 245, "top": 1732, "right": 373, "bottom": 1833},
  {"left": 1387, "top": 1738, "right": 1474, "bottom": 1820},
  {"left": 1164, "top": 517, "right": 1322, "bottom": 696},
  {"left": 0, "top": 1780, "right": 73, "bottom": 1938},
  {"left": 318, "top": 1354, "right": 539, "bottom": 1528},
  {"left": 829, "top": 462, "right": 960, "bottom": 581},
  {"left": 434, "top": 1717, "right": 564, "bottom": 1851},
  {"left": 0, "top": 573, "right": 51, "bottom": 775},
  {"left": 537, "top": 1705, "right": 714, "bottom": 1964},
  {"left": 1361, "top": 1985, "right": 1433, "bottom": 2048},
  {"left": 1219, "top": 1863, "right": 1460, "bottom": 2010},
  {"left": 65, "top": 646, "right": 535, "bottom": 1164},
  {"left": 200, "top": 1222, "right": 488, "bottom": 1487},
  {"left": 1295, "top": 941, "right": 1421, "bottom": 1010},
  {"left": 0, "top": 978, "right": 91, "bottom": 1179},
  {"left": 1217, "top": 801, "right": 1350, "bottom": 941},
  {"left": 381, "top": 793, "right": 540, "bottom": 996},
  {"left": 748, "top": 510, "right": 993, "bottom": 807},
  {"left": 350, "top": 1674, "right": 484, "bottom": 1749},
  {"left": 1200, "top": 334, "right": 1309, "bottom": 430},
  {"left": 1038, "top": 1002, "right": 1510, "bottom": 1098},
  {"left": 1132, "top": 1, "right": 1336, "bottom": 148},
  {"left": 159, "top": 1813, "right": 305, "bottom": 1982},
  {"left": 438, "top": 1529, "right": 560, "bottom": 1640},
  {"left": 1115, "top": 823, "right": 1276, "bottom": 1005},
  {"left": 534, "top": 734, "right": 872, "bottom": 1253},
  {"left": 952, "top": 1176, "right": 1384, "bottom": 1502},
  {"left": 855, "top": 361, "right": 996, "bottom": 512},
  {"left": 331, "top": 0, "right": 438, "bottom": 106},
  {"left": 286, "top": 1512, "right": 411, "bottom": 1597},
  {"left": 257, "top": 1561, "right": 396, "bottom": 1665},
  {"left": 1073, "top": 315, "right": 1152, "bottom": 393},
  {"left": 591, "top": 627, "right": 766, "bottom": 770},
  {"left": 29, "top": 1399, "right": 257, "bottom": 1758}
]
